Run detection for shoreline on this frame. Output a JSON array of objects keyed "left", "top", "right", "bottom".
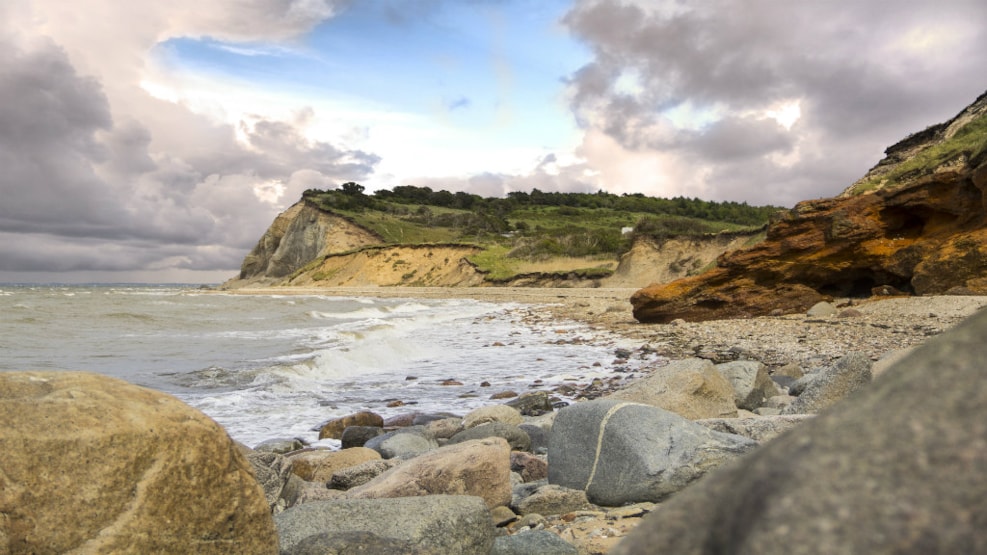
[{"left": 219, "top": 286, "right": 987, "bottom": 370}]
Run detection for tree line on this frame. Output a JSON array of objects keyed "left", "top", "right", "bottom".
[{"left": 304, "top": 183, "right": 780, "bottom": 226}]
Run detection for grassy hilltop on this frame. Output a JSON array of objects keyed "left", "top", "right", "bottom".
[{"left": 300, "top": 185, "right": 779, "bottom": 281}]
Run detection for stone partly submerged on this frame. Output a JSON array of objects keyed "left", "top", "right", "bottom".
[
  {"left": 632, "top": 90, "right": 987, "bottom": 323},
  {"left": 0, "top": 371, "right": 277, "bottom": 554},
  {"left": 611, "top": 305, "right": 987, "bottom": 554}
]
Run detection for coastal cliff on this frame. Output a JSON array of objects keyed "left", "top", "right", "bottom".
[
  {"left": 231, "top": 201, "right": 383, "bottom": 286},
  {"left": 632, "top": 91, "right": 987, "bottom": 323},
  {"left": 225, "top": 199, "right": 763, "bottom": 290}
]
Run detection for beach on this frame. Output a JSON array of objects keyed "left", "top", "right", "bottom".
[{"left": 226, "top": 286, "right": 987, "bottom": 370}]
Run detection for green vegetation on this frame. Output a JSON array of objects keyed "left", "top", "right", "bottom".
[
  {"left": 849, "top": 110, "right": 987, "bottom": 195},
  {"left": 301, "top": 183, "right": 779, "bottom": 281}
]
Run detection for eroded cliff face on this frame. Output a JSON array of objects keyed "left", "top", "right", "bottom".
[
  {"left": 232, "top": 201, "right": 382, "bottom": 286},
  {"left": 285, "top": 245, "right": 486, "bottom": 287},
  {"left": 226, "top": 198, "right": 765, "bottom": 290},
  {"left": 632, "top": 92, "right": 987, "bottom": 324},
  {"left": 606, "top": 233, "right": 761, "bottom": 289}
]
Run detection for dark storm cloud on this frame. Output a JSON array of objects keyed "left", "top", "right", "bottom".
[
  {"left": 0, "top": 32, "right": 378, "bottom": 275},
  {"left": 0, "top": 38, "right": 127, "bottom": 232},
  {"left": 562, "top": 0, "right": 987, "bottom": 204}
]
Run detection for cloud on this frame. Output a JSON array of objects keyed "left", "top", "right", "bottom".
[
  {"left": 0, "top": 1, "right": 375, "bottom": 279},
  {"left": 561, "top": 0, "right": 987, "bottom": 205}
]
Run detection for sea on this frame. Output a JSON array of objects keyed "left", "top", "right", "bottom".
[{"left": 0, "top": 284, "right": 656, "bottom": 447}]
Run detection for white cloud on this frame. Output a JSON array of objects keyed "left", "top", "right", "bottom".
[
  {"left": 562, "top": 0, "right": 987, "bottom": 205},
  {"left": 0, "top": 0, "right": 375, "bottom": 279}
]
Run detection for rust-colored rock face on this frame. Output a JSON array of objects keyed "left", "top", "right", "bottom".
[{"left": 633, "top": 93, "right": 987, "bottom": 323}]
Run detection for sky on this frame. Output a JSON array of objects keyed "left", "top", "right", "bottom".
[{"left": 1, "top": 0, "right": 985, "bottom": 283}]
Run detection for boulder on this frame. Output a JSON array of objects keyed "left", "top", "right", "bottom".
[
  {"left": 462, "top": 404, "right": 524, "bottom": 429},
  {"left": 274, "top": 495, "right": 494, "bottom": 555},
  {"left": 773, "top": 362, "right": 804, "bottom": 379},
  {"left": 806, "top": 301, "right": 837, "bottom": 317},
  {"left": 253, "top": 437, "right": 305, "bottom": 454},
  {"left": 549, "top": 399, "right": 756, "bottom": 506},
  {"left": 696, "top": 415, "right": 814, "bottom": 443},
  {"left": 715, "top": 360, "right": 779, "bottom": 410},
  {"left": 286, "top": 447, "right": 381, "bottom": 482},
  {"left": 240, "top": 448, "right": 293, "bottom": 511},
  {"left": 519, "top": 423, "right": 550, "bottom": 454},
  {"left": 424, "top": 416, "right": 463, "bottom": 439},
  {"left": 611, "top": 301, "right": 987, "bottom": 554},
  {"left": 606, "top": 358, "right": 738, "bottom": 419},
  {"left": 288, "top": 531, "right": 429, "bottom": 555},
  {"left": 491, "top": 530, "right": 579, "bottom": 555},
  {"left": 328, "top": 458, "right": 400, "bottom": 490},
  {"left": 412, "top": 412, "right": 459, "bottom": 426},
  {"left": 514, "top": 484, "right": 594, "bottom": 516},
  {"left": 782, "top": 351, "right": 872, "bottom": 414},
  {"left": 283, "top": 480, "right": 346, "bottom": 506},
  {"left": 364, "top": 426, "right": 438, "bottom": 459},
  {"left": 510, "top": 451, "right": 548, "bottom": 482},
  {"left": 345, "top": 438, "right": 512, "bottom": 509},
  {"left": 448, "top": 421, "right": 531, "bottom": 451},
  {"left": 505, "top": 390, "right": 555, "bottom": 416},
  {"left": 318, "top": 410, "right": 383, "bottom": 440},
  {"left": 0, "top": 371, "right": 276, "bottom": 554},
  {"left": 340, "top": 425, "right": 384, "bottom": 449}
]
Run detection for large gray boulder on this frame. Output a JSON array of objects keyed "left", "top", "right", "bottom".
[
  {"left": 611, "top": 308, "right": 987, "bottom": 554},
  {"left": 274, "top": 495, "right": 494, "bottom": 554},
  {"left": 548, "top": 399, "right": 756, "bottom": 506},
  {"left": 782, "top": 351, "right": 872, "bottom": 414}
]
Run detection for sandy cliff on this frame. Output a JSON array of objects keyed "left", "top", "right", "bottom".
[{"left": 226, "top": 199, "right": 761, "bottom": 290}]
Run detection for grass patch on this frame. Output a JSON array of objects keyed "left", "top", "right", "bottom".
[
  {"left": 467, "top": 246, "right": 520, "bottom": 281},
  {"left": 849, "top": 111, "right": 987, "bottom": 195}
]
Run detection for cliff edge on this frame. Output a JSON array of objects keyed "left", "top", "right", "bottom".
[{"left": 632, "top": 90, "right": 987, "bottom": 323}]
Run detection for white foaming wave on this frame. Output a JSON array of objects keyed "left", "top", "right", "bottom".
[
  {"left": 264, "top": 303, "right": 507, "bottom": 386},
  {"left": 307, "top": 301, "right": 438, "bottom": 322}
]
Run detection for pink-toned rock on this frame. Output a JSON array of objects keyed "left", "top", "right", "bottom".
[
  {"left": 345, "top": 438, "right": 512, "bottom": 509},
  {"left": 318, "top": 411, "right": 384, "bottom": 440},
  {"left": 510, "top": 451, "right": 548, "bottom": 482}
]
